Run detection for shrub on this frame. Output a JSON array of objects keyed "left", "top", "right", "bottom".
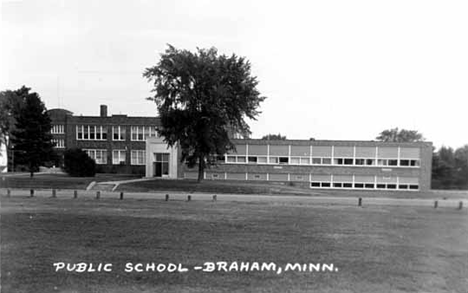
[{"left": 64, "top": 148, "right": 96, "bottom": 177}]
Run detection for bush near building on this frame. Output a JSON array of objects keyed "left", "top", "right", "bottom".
[{"left": 64, "top": 148, "right": 96, "bottom": 177}]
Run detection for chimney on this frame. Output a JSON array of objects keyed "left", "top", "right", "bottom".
[{"left": 100, "top": 105, "right": 108, "bottom": 117}]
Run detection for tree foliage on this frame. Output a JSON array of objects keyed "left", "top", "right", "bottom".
[
  {"left": 0, "top": 87, "right": 27, "bottom": 148},
  {"left": 261, "top": 133, "right": 286, "bottom": 140},
  {"left": 376, "top": 128, "right": 425, "bottom": 142},
  {"left": 64, "top": 148, "right": 96, "bottom": 177},
  {"left": 432, "top": 145, "right": 468, "bottom": 190},
  {"left": 10, "top": 87, "right": 55, "bottom": 177},
  {"left": 144, "top": 45, "right": 265, "bottom": 181}
]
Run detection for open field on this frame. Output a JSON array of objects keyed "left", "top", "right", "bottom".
[{"left": 1, "top": 194, "right": 467, "bottom": 293}]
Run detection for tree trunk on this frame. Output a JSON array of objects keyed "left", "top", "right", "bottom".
[{"left": 197, "top": 155, "right": 204, "bottom": 183}]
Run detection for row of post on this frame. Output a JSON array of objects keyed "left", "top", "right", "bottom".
[
  {"left": 5, "top": 189, "right": 220, "bottom": 202},
  {"left": 2, "top": 190, "right": 465, "bottom": 209}
]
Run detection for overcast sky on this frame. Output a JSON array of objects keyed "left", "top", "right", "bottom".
[{"left": 1, "top": 0, "right": 467, "bottom": 149}]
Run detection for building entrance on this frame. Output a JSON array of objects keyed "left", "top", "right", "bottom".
[{"left": 153, "top": 153, "right": 169, "bottom": 177}]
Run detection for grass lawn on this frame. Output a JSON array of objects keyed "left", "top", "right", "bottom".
[
  {"left": 1, "top": 195, "right": 467, "bottom": 293},
  {"left": 0, "top": 173, "right": 141, "bottom": 190}
]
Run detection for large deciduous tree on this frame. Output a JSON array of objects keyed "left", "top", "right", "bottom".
[
  {"left": 10, "top": 87, "right": 55, "bottom": 177},
  {"left": 376, "top": 127, "right": 425, "bottom": 142},
  {"left": 0, "top": 87, "right": 27, "bottom": 149},
  {"left": 144, "top": 45, "right": 265, "bottom": 182}
]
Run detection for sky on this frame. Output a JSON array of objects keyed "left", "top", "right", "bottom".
[{"left": 1, "top": 0, "right": 467, "bottom": 149}]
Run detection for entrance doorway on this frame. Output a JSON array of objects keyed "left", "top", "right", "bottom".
[{"left": 153, "top": 153, "right": 169, "bottom": 177}]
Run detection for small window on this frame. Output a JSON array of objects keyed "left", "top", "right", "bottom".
[
  {"left": 301, "top": 158, "right": 310, "bottom": 165},
  {"left": 290, "top": 157, "right": 300, "bottom": 164},
  {"left": 366, "top": 159, "right": 375, "bottom": 165},
  {"left": 322, "top": 158, "right": 332, "bottom": 165},
  {"left": 311, "top": 182, "right": 320, "bottom": 187},
  {"left": 321, "top": 182, "right": 331, "bottom": 187},
  {"left": 333, "top": 182, "right": 343, "bottom": 188},
  {"left": 312, "top": 158, "right": 321, "bottom": 164},
  {"left": 344, "top": 158, "right": 353, "bottom": 165},
  {"left": 378, "top": 159, "right": 388, "bottom": 166},
  {"left": 257, "top": 156, "right": 268, "bottom": 163},
  {"left": 400, "top": 159, "right": 410, "bottom": 166},
  {"left": 355, "top": 159, "right": 365, "bottom": 165},
  {"left": 410, "top": 160, "right": 420, "bottom": 167},
  {"left": 409, "top": 184, "right": 419, "bottom": 190},
  {"left": 254, "top": 175, "right": 261, "bottom": 179},
  {"left": 343, "top": 183, "right": 353, "bottom": 188},
  {"left": 227, "top": 156, "right": 236, "bottom": 163},
  {"left": 388, "top": 159, "right": 398, "bottom": 166},
  {"left": 237, "top": 156, "right": 246, "bottom": 163},
  {"left": 365, "top": 183, "right": 375, "bottom": 189},
  {"left": 398, "top": 184, "right": 408, "bottom": 189},
  {"left": 295, "top": 175, "right": 303, "bottom": 180},
  {"left": 212, "top": 174, "right": 219, "bottom": 179},
  {"left": 334, "top": 158, "right": 343, "bottom": 165},
  {"left": 269, "top": 157, "right": 279, "bottom": 164},
  {"left": 376, "top": 184, "right": 386, "bottom": 189},
  {"left": 248, "top": 156, "right": 257, "bottom": 163},
  {"left": 387, "top": 184, "right": 397, "bottom": 189},
  {"left": 279, "top": 157, "right": 289, "bottom": 164},
  {"left": 354, "top": 183, "right": 364, "bottom": 188}
]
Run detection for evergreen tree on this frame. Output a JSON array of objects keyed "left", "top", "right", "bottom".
[{"left": 10, "top": 87, "right": 55, "bottom": 177}]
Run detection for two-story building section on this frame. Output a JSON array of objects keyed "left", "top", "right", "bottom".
[{"left": 48, "top": 105, "right": 160, "bottom": 175}]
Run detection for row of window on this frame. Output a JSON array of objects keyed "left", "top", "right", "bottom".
[
  {"left": 191, "top": 172, "right": 420, "bottom": 191},
  {"left": 83, "top": 149, "right": 146, "bottom": 165},
  {"left": 52, "top": 139, "right": 65, "bottom": 148},
  {"left": 310, "top": 181, "right": 419, "bottom": 190},
  {"left": 51, "top": 125, "right": 65, "bottom": 134},
  {"left": 76, "top": 126, "right": 158, "bottom": 141},
  {"left": 224, "top": 155, "right": 420, "bottom": 167}
]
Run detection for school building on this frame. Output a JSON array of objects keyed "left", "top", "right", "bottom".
[{"left": 49, "top": 105, "right": 432, "bottom": 191}]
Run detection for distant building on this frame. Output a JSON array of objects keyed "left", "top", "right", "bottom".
[{"left": 48, "top": 105, "right": 160, "bottom": 175}]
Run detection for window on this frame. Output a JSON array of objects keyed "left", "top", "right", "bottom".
[
  {"left": 365, "top": 183, "right": 375, "bottom": 189},
  {"left": 322, "top": 158, "right": 332, "bottom": 164},
  {"left": 366, "top": 159, "right": 375, "bottom": 165},
  {"left": 131, "top": 126, "right": 158, "bottom": 141},
  {"left": 400, "top": 159, "right": 410, "bottom": 166},
  {"left": 113, "top": 126, "right": 126, "bottom": 141},
  {"left": 279, "top": 157, "right": 289, "bottom": 164},
  {"left": 354, "top": 183, "right": 364, "bottom": 188},
  {"left": 227, "top": 156, "right": 236, "bottom": 163},
  {"left": 312, "top": 158, "right": 321, "bottom": 164},
  {"left": 311, "top": 182, "right": 321, "bottom": 187},
  {"left": 409, "top": 184, "right": 419, "bottom": 190},
  {"left": 301, "top": 158, "right": 310, "bottom": 165},
  {"left": 154, "top": 153, "right": 169, "bottom": 176},
  {"left": 344, "top": 158, "right": 353, "bottom": 165},
  {"left": 258, "top": 157, "right": 268, "bottom": 163},
  {"left": 76, "top": 126, "right": 107, "bottom": 141},
  {"left": 84, "top": 149, "right": 108, "bottom": 164},
  {"left": 112, "top": 150, "right": 126, "bottom": 164},
  {"left": 333, "top": 182, "right": 343, "bottom": 188},
  {"left": 343, "top": 183, "right": 353, "bottom": 188},
  {"left": 131, "top": 150, "right": 146, "bottom": 165},
  {"left": 52, "top": 139, "right": 65, "bottom": 148},
  {"left": 237, "top": 156, "right": 246, "bottom": 163},
  {"left": 248, "top": 156, "right": 257, "bottom": 163},
  {"left": 355, "top": 159, "right": 365, "bottom": 165},
  {"left": 388, "top": 159, "right": 398, "bottom": 166},
  {"left": 376, "top": 184, "right": 386, "bottom": 189},
  {"left": 269, "top": 157, "right": 279, "bottom": 164},
  {"left": 51, "top": 125, "right": 64, "bottom": 134},
  {"left": 410, "top": 160, "right": 420, "bottom": 167},
  {"left": 398, "top": 184, "right": 409, "bottom": 190},
  {"left": 290, "top": 157, "right": 300, "bottom": 164}
]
